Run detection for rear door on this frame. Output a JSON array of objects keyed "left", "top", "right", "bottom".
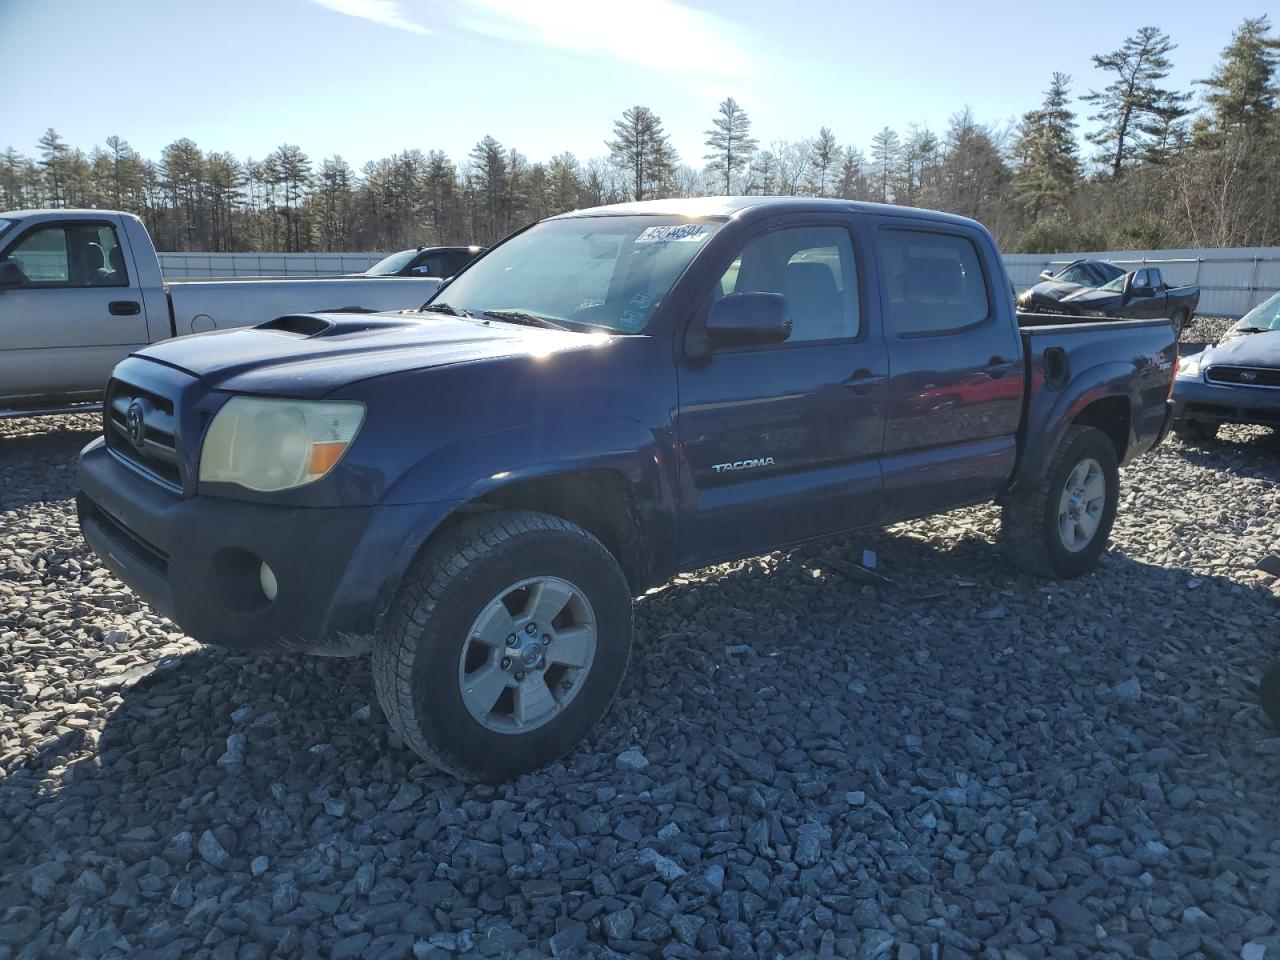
[
  {"left": 870, "top": 217, "right": 1025, "bottom": 519},
  {"left": 0, "top": 216, "right": 148, "bottom": 406},
  {"left": 675, "top": 216, "right": 889, "bottom": 566}
]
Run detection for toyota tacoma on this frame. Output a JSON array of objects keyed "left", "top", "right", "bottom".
[{"left": 77, "top": 198, "right": 1178, "bottom": 781}]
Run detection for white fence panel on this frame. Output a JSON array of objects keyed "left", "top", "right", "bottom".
[{"left": 159, "top": 247, "right": 1280, "bottom": 317}]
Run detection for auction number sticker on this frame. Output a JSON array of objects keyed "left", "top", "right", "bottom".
[{"left": 635, "top": 224, "right": 710, "bottom": 244}]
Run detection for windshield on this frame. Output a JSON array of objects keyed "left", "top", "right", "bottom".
[
  {"left": 366, "top": 249, "right": 419, "bottom": 276},
  {"left": 433, "top": 215, "right": 724, "bottom": 333},
  {"left": 1056, "top": 261, "right": 1124, "bottom": 286},
  {"left": 1234, "top": 290, "right": 1280, "bottom": 332}
]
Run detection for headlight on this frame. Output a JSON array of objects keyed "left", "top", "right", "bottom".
[
  {"left": 199, "top": 397, "right": 365, "bottom": 492},
  {"left": 1176, "top": 354, "right": 1203, "bottom": 379}
]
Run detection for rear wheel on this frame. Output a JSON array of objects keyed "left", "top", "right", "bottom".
[
  {"left": 1171, "top": 307, "right": 1190, "bottom": 342},
  {"left": 372, "top": 511, "right": 633, "bottom": 782},
  {"left": 1001, "top": 425, "right": 1120, "bottom": 579}
]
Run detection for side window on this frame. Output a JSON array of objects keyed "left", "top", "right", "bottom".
[
  {"left": 416, "top": 255, "right": 447, "bottom": 277},
  {"left": 880, "top": 228, "right": 990, "bottom": 337},
  {"left": 716, "top": 226, "right": 859, "bottom": 342},
  {"left": 3, "top": 225, "right": 69, "bottom": 284},
  {"left": 0, "top": 222, "right": 129, "bottom": 288}
]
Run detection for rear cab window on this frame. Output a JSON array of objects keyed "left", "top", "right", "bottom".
[{"left": 880, "top": 228, "right": 991, "bottom": 337}]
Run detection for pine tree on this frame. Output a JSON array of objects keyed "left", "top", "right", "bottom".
[
  {"left": 1199, "top": 16, "right": 1280, "bottom": 137},
  {"left": 606, "top": 106, "right": 677, "bottom": 201},
  {"left": 547, "top": 152, "right": 583, "bottom": 213},
  {"left": 835, "top": 147, "right": 870, "bottom": 201},
  {"left": 807, "top": 127, "right": 839, "bottom": 197},
  {"left": 702, "top": 97, "right": 757, "bottom": 194},
  {"left": 0, "top": 148, "right": 27, "bottom": 208},
  {"left": 869, "top": 127, "right": 901, "bottom": 203},
  {"left": 1083, "top": 26, "right": 1191, "bottom": 177},
  {"left": 37, "top": 128, "right": 72, "bottom": 206},
  {"left": 468, "top": 136, "right": 510, "bottom": 243},
  {"left": 1013, "top": 73, "right": 1081, "bottom": 219}
]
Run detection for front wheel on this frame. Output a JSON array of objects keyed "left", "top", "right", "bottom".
[
  {"left": 373, "top": 511, "right": 633, "bottom": 782},
  {"left": 1001, "top": 425, "right": 1120, "bottom": 579}
]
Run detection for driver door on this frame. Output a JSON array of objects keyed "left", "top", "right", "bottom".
[
  {"left": 675, "top": 218, "right": 888, "bottom": 567},
  {"left": 0, "top": 217, "right": 148, "bottom": 406}
]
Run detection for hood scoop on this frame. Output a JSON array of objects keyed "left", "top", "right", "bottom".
[{"left": 256, "top": 313, "right": 423, "bottom": 339}]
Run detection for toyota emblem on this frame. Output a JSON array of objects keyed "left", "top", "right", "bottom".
[
  {"left": 1240, "top": 370, "right": 1257, "bottom": 382},
  {"left": 126, "top": 402, "right": 145, "bottom": 446}
]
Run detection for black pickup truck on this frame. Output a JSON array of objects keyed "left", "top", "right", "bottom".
[
  {"left": 1019, "top": 260, "right": 1199, "bottom": 339},
  {"left": 77, "top": 198, "right": 1177, "bottom": 781}
]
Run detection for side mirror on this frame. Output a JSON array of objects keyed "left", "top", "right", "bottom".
[
  {"left": 1124, "top": 274, "right": 1152, "bottom": 298},
  {"left": 1039, "top": 269, "right": 1055, "bottom": 280},
  {"left": 0, "top": 261, "right": 26, "bottom": 290},
  {"left": 706, "top": 292, "right": 792, "bottom": 348}
]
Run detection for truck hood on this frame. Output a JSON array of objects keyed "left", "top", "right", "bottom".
[
  {"left": 135, "top": 312, "right": 604, "bottom": 397},
  {"left": 1025, "top": 280, "right": 1087, "bottom": 302},
  {"left": 1201, "top": 328, "right": 1280, "bottom": 367}
]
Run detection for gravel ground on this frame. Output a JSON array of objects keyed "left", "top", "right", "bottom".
[{"left": 1, "top": 412, "right": 1279, "bottom": 960}]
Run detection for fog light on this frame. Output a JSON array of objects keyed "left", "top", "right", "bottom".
[{"left": 259, "top": 561, "right": 278, "bottom": 601}]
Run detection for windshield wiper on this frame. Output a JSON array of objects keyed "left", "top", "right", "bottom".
[
  {"left": 1234, "top": 326, "right": 1268, "bottom": 334},
  {"left": 481, "top": 309, "right": 570, "bottom": 331},
  {"left": 419, "top": 302, "right": 473, "bottom": 317}
]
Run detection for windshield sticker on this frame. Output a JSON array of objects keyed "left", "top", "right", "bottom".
[
  {"left": 618, "top": 309, "right": 647, "bottom": 331},
  {"left": 629, "top": 293, "right": 654, "bottom": 309},
  {"left": 635, "top": 224, "right": 710, "bottom": 244}
]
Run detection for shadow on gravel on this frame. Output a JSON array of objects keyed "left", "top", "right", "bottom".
[
  {"left": 4, "top": 529, "right": 1280, "bottom": 957},
  {"left": 1171, "top": 433, "right": 1280, "bottom": 484}
]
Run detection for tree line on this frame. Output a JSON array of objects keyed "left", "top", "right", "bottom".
[{"left": 3, "top": 17, "right": 1277, "bottom": 254}]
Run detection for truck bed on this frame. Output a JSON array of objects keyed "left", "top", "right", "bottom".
[{"left": 1003, "top": 314, "right": 1176, "bottom": 500}]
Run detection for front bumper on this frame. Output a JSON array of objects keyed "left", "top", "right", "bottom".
[
  {"left": 78, "top": 438, "right": 455, "bottom": 654},
  {"left": 1172, "top": 376, "right": 1280, "bottom": 429}
]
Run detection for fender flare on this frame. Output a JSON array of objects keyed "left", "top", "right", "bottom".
[{"left": 1004, "top": 361, "right": 1136, "bottom": 500}]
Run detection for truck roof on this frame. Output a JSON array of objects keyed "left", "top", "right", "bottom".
[
  {"left": 0, "top": 208, "right": 139, "bottom": 220},
  {"left": 555, "top": 195, "right": 986, "bottom": 231}
]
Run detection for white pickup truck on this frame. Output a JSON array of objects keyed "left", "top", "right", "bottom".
[{"left": 0, "top": 209, "right": 442, "bottom": 416}]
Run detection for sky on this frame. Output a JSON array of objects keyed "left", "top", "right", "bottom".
[{"left": 0, "top": 0, "right": 1265, "bottom": 170}]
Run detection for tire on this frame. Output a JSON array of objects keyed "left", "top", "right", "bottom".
[
  {"left": 373, "top": 510, "right": 633, "bottom": 782},
  {"left": 1000, "top": 425, "right": 1120, "bottom": 579},
  {"left": 1170, "top": 308, "right": 1189, "bottom": 342},
  {"left": 1173, "top": 420, "right": 1219, "bottom": 443}
]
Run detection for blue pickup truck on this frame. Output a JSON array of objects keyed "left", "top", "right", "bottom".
[{"left": 77, "top": 198, "right": 1177, "bottom": 780}]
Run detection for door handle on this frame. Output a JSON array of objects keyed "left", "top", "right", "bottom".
[
  {"left": 109, "top": 300, "right": 141, "bottom": 316},
  {"left": 985, "top": 356, "right": 1012, "bottom": 379},
  {"left": 843, "top": 369, "right": 886, "bottom": 394}
]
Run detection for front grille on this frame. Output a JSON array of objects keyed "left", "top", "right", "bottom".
[
  {"left": 104, "top": 379, "right": 183, "bottom": 491},
  {"left": 1206, "top": 365, "right": 1280, "bottom": 388}
]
